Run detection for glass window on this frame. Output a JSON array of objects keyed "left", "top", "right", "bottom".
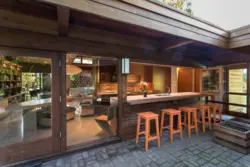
[
  {"left": 201, "top": 69, "right": 220, "bottom": 93},
  {"left": 229, "top": 69, "right": 247, "bottom": 93},
  {"left": 0, "top": 56, "right": 52, "bottom": 147}
]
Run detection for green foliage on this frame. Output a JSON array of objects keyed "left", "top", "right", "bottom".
[{"left": 160, "top": 0, "right": 193, "bottom": 16}]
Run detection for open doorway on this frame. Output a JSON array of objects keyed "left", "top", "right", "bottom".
[{"left": 65, "top": 54, "right": 118, "bottom": 147}]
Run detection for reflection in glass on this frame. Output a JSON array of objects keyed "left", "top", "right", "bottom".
[
  {"left": 0, "top": 56, "right": 52, "bottom": 147},
  {"left": 201, "top": 69, "right": 220, "bottom": 93},
  {"left": 228, "top": 68, "right": 247, "bottom": 114},
  {"left": 66, "top": 55, "right": 117, "bottom": 147},
  {"left": 229, "top": 69, "right": 247, "bottom": 93}
]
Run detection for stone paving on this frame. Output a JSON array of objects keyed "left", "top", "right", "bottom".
[{"left": 41, "top": 130, "right": 250, "bottom": 167}]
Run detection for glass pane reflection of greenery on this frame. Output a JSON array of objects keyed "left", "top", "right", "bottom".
[{"left": 202, "top": 70, "right": 220, "bottom": 93}]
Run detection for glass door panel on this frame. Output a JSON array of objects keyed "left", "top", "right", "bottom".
[
  {"left": 227, "top": 68, "right": 248, "bottom": 116},
  {"left": 229, "top": 69, "right": 247, "bottom": 93},
  {"left": 65, "top": 55, "right": 118, "bottom": 148},
  {"left": 0, "top": 49, "right": 61, "bottom": 165}
]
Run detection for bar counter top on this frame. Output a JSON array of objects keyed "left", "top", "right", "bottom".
[{"left": 111, "top": 92, "right": 204, "bottom": 105}]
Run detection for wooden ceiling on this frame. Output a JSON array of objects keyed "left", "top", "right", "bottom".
[{"left": 0, "top": 0, "right": 249, "bottom": 67}]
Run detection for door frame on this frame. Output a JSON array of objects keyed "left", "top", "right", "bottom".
[
  {"left": 225, "top": 64, "right": 249, "bottom": 118},
  {"left": 0, "top": 46, "right": 61, "bottom": 165}
]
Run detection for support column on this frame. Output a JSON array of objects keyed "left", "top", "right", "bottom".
[
  {"left": 59, "top": 52, "right": 67, "bottom": 152},
  {"left": 117, "top": 58, "right": 127, "bottom": 138}
]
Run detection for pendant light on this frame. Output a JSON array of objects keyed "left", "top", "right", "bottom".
[{"left": 66, "top": 65, "right": 82, "bottom": 75}]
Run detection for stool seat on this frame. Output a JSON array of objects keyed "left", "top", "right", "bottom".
[
  {"left": 136, "top": 112, "right": 160, "bottom": 152},
  {"left": 195, "top": 105, "right": 210, "bottom": 110},
  {"left": 162, "top": 109, "right": 180, "bottom": 115},
  {"left": 138, "top": 112, "right": 159, "bottom": 119},
  {"left": 178, "top": 107, "right": 196, "bottom": 112}
]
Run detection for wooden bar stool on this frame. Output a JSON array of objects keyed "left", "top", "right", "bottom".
[
  {"left": 136, "top": 112, "right": 160, "bottom": 152},
  {"left": 160, "top": 109, "right": 182, "bottom": 143},
  {"left": 196, "top": 105, "right": 212, "bottom": 132},
  {"left": 206, "top": 103, "right": 222, "bottom": 125},
  {"left": 178, "top": 107, "right": 198, "bottom": 137}
]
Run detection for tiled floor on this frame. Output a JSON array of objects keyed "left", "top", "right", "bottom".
[{"left": 40, "top": 128, "right": 250, "bottom": 167}]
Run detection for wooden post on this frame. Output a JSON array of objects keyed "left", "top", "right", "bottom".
[
  {"left": 92, "top": 58, "right": 98, "bottom": 101},
  {"left": 59, "top": 52, "right": 67, "bottom": 152},
  {"left": 247, "top": 63, "right": 250, "bottom": 118},
  {"left": 117, "top": 58, "right": 127, "bottom": 138}
]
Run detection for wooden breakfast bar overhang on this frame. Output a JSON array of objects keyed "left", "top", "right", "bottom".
[
  {"left": 1, "top": 0, "right": 250, "bottom": 166},
  {"left": 112, "top": 92, "right": 203, "bottom": 105}
]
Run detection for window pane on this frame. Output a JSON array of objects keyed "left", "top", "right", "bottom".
[
  {"left": 229, "top": 94, "right": 247, "bottom": 113},
  {"left": 0, "top": 56, "right": 52, "bottom": 147},
  {"left": 229, "top": 69, "right": 247, "bottom": 93},
  {"left": 229, "top": 105, "right": 247, "bottom": 113},
  {"left": 202, "top": 69, "right": 220, "bottom": 93}
]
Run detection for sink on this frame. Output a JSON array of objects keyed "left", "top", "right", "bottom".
[{"left": 155, "top": 93, "right": 171, "bottom": 97}]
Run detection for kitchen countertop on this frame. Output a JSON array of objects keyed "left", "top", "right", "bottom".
[
  {"left": 7, "top": 98, "right": 51, "bottom": 110},
  {"left": 111, "top": 92, "right": 204, "bottom": 105}
]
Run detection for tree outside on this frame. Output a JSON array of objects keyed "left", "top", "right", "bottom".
[{"left": 159, "top": 0, "right": 193, "bottom": 16}]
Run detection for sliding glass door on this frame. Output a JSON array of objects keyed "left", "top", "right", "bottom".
[
  {"left": 226, "top": 65, "right": 248, "bottom": 117},
  {"left": 0, "top": 47, "right": 61, "bottom": 165}
]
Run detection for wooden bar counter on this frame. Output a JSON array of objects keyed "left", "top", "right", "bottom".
[{"left": 111, "top": 92, "right": 205, "bottom": 140}]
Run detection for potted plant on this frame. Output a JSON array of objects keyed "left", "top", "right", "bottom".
[{"left": 140, "top": 81, "right": 148, "bottom": 97}]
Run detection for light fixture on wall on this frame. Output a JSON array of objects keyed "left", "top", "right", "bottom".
[
  {"left": 66, "top": 65, "right": 82, "bottom": 75},
  {"left": 122, "top": 58, "right": 130, "bottom": 74}
]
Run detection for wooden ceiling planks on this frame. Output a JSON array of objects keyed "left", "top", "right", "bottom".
[
  {"left": 0, "top": 0, "right": 249, "bottom": 67},
  {"left": 41, "top": 0, "right": 229, "bottom": 48}
]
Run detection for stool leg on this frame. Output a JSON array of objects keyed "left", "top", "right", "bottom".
[
  {"left": 219, "top": 108, "right": 222, "bottom": 122},
  {"left": 136, "top": 116, "right": 141, "bottom": 144},
  {"left": 145, "top": 119, "right": 149, "bottom": 152},
  {"left": 187, "top": 112, "right": 191, "bottom": 137},
  {"left": 178, "top": 113, "right": 183, "bottom": 140},
  {"left": 213, "top": 107, "right": 216, "bottom": 125},
  {"left": 208, "top": 108, "right": 212, "bottom": 130},
  {"left": 183, "top": 112, "right": 187, "bottom": 126},
  {"left": 169, "top": 115, "right": 173, "bottom": 143},
  {"left": 155, "top": 118, "right": 160, "bottom": 148},
  {"left": 160, "top": 112, "right": 164, "bottom": 136},
  {"left": 202, "top": 109, "right": 205, "bottom": 132},
  {"left": 193, "top": 110, "right": 198, "bottom": 135}
]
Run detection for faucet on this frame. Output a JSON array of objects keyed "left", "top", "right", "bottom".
[{"left": 166, "top": 87, "right": 171, "bottom": 95}]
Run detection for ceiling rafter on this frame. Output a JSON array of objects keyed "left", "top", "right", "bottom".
[
  {"left": 166, "top": 40, "right": 194, "bottom": 50},
  {"left": 57, "top": 5, "right": 70, "bottom": 36}
]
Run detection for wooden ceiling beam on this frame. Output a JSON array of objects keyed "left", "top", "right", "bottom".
[
  {"left": 41, "top": 0, "right": 228, "bottom": 48},
  {"left": 0, "top": 8, "right": 158, "bottom": 50},
  {"left": 57, "top": 5, "right": 70, "bottom": 36},
  {"left": 0, "top": 27, "right": 202, "bottom": 67},
  {"left": 0, "top": 8, "right": 57, "bottom": 35},
  {"left": 166, "top": 40, "right": 194, "bottom": 50}
]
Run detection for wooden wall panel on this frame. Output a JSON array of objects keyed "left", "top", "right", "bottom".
[
  {"left": 144, "top": 65, "right": 153, "bottom": 83},
  {"left": 178, "top": 68, "right": 193, "bottom": 92},
  {"left": 195, "top": 68, "right": 201, "bottom": 92},
  {"left": 153, "top": 66, "right": 171, "bottom": 93},
  {"left": 165, "top": 67, "right": 171, "bottom": 92}
]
